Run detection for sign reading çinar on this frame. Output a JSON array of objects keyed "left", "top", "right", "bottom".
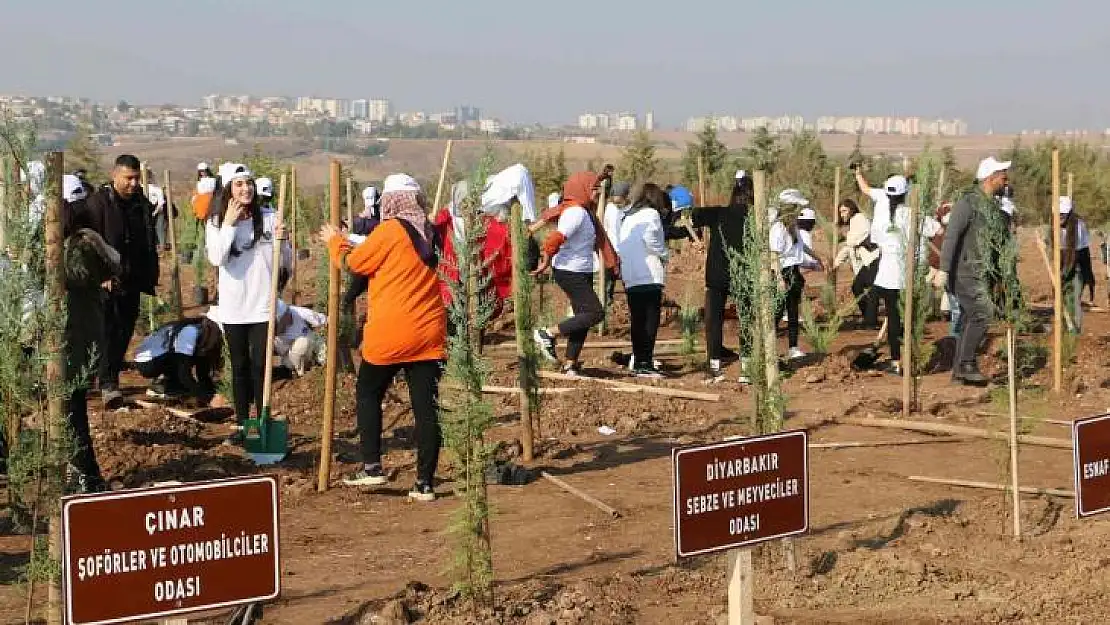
[
  {"left": 672, "top": 430, "right": 808, "bottom": 558},
  {"left": 62, "top": 475, "right": 280, "bottom": 625},
  {"left": 1073, "top": 413, "right": 1110, "bottom": 518}
]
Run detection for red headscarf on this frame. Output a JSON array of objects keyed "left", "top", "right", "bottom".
[{"left": 539, "top": 172, "right": 619, "bottom": 271}]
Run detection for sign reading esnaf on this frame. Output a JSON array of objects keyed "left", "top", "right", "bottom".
[
  {"left": 62, "top": 475, "right": 280, "bottom": 625},
  {"left": 673, "top": 430, "right": 808, "bottom": 558},
  {"left": 1073, "top": 413, "right": 1110, "bottom": 518}
]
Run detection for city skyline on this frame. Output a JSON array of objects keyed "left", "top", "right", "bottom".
[{"left": 2, "top": 0, "right": 1109, "bottom": 132}]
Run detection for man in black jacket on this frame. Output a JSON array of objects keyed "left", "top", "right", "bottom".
[{"left": 78, "top": 154, "right": 159, "bottom": 407}]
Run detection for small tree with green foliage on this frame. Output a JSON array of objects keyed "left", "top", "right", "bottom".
[{"left": 618, "top": 129, "right": 661, "bottom": 182}]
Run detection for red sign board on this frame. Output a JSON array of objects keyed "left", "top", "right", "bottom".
[
  {"left": 62, "top": 475, "right": 281, "bottom": 625},
  {"left": 1073, "top": 413, "right": 1110, "bottom": 518},
  {"left": 672, "top": 430, "right": 808, "bottom": 558}
]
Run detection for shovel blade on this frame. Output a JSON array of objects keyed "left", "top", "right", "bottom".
[{"left": 242, "top": 409, "right": 288, "bottom": 464}]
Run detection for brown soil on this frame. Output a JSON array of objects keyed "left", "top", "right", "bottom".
[{"left": 3, "top": 228, "right": 1109, "bottom": 624}]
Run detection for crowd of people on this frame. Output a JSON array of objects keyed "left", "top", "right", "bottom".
[{"left": 24, "top": 148, "right": 1084, "bottom": 500}]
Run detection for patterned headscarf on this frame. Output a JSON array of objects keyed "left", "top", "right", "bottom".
[{"left": 380, "top": 190, "right": 431, "bottom": 241}]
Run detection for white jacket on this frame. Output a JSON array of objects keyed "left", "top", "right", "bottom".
[
  {"left": 206, "top": 206, "right": 292, "bottom": 325},
  {"left": 617, "top": 207, "right": 667, "bottom": 288},
  {"left": 834, "top": 212, "right": 879, "bottom": 273}
]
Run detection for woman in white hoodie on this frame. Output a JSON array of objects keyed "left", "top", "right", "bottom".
[
  {"left": 770, "top": 190, "right": 823, "bottom": 360},
  {"left": 617, "top": 183, "right": 669, "bottom": 378},
  {"left": 205, "top": 163, "right": 291, "bottom": 442}
]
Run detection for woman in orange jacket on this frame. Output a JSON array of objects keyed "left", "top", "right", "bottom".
[{"left": 320, "top": 173, "right": 446, "bottom": 501}]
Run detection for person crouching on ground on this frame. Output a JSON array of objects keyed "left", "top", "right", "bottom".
[
  {"left": 530, "top": 171, "right": 620, "bottom": 376},
  {"left": 273, "top": 299, "right": 327, "bottom": 377},
  {"left": 618, "top": 182, "right": 669, "bottom": 378},
  {"left": 321, "top": 174, "right": 446, "bottom": 502},
  {"left": 205, "top": 163, "right": 291, "bottom": 444},
  {"left": 134, "top": 316, "right": 223, "bottom": 407}
]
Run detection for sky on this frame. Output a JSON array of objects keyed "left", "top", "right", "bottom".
[{"left": 3, "top": 0, "right": 1109, "bottom": 132}]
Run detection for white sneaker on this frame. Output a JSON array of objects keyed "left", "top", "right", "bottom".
[{"left": 788, "top": 347, "right": 806, "bottom": 360}]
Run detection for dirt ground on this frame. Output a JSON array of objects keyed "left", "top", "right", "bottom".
[{"left": 3, "top": 228, "right": 1110, "bottom": 624}]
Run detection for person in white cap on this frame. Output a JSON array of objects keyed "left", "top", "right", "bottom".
[
  {"left": 205, "top": 163, "right": 292, "bottom": 442},
  {"left": 936, "top": 156, "right": 1011, "bottom": 385},
  {"left": 272, "top": 299, "right": 327, "bottom": 376},
  {"left": 319, "top": 173, "right": 446, "bottom": 501},
  {"left": 1058, "top": 195, "right": 1094, "bottom": 323},
  {"left": 133, "top": 315, "right": 223, "bottom": 406},
  {"left": 769, "top": 189, "right": 824, "bottom": 360},
  {"left": 854, "top": 166, "right": 912, "bottom": 375},
  {"left": 197, "top": 162, "right": 214, "bottom": 181}
]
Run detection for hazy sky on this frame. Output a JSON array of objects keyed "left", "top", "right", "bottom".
[{"left": 3, "top": 0, "right": 1109, "bottom": 132}]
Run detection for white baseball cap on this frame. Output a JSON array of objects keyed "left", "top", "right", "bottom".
[
  {"left": 382, "top": 173, "right": 421, "bottom": 194},
  {"left": 197, "top": 162, "right": 209, "bottom": 171},
  {"left": 735, "top": 169, "right": 747, "bottom": 180},
  {"left": 63, "top": 174, "right": 87, "bottom": 202},
  {"left": 884, "top": 175, "right": 909, "bottom": 196},
  {"left": 1059, "top": 196, "right": 1073, "bottom": 214},
  {"left": 218, "top": 162, "right": 252, "bottom": 186},
  {"left": 256, "top": 177, "right": 274, "bottom": 198},
  {"left": 799, "top": 208, "right": 817, "bottom": 220},
  {"left": 778, "top": 188, "right": 809, "bottom": 206},
  {"left": 976, "top": 156, "right": 1011, "bottom": 181}
]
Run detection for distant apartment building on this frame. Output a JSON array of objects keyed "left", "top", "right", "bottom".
[
  {"left": 456, "top": 105, "right": 481, "bottom": 126},
  {"left": 368, "top": 99, "right": 391, "bottom": 123},
  {"left": 578, "top": 113, "right": 606, "bottom": 130},
  {"left": 644, "top": 111, "right": 655, "bottom": 131},
  {"left": 351, "top": 99, "right": 369, "bottom": 119},
  {"left": 479, "top": 118, "right": 502, "bottom": 134},
  {"left": 617, "top": 113, "right": 638, "bottom": 131}
]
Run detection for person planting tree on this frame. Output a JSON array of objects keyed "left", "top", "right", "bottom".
[
  {"left": 833, "top": 198, "right": 880, "bottom": 329},
  {"left": 769, "top": 189, "right": 824, "bottom": 361}
]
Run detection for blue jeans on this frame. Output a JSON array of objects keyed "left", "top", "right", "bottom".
[{"left": 947, "top": 290, "right": 962, "bottom": 338}]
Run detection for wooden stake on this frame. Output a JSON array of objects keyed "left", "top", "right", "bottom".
[
  {"left": 907, "top": 476, "right": 1072, "bottom": 498},
  {"left": 290, "top": 166, "right": 298, "bottom": 305},
  {"left": 753, "top": 169, "right": 779, "bottom": 421},
  {"left": 1007, "top": 328, "right": 1021, "bottom": 540},
  {"left": 345, "top": 175, "right": 354, "bottom": 229},
  {"left": 838, "top": 416, "right": 1070, "bottom": 449},
  {"left": 44, "top": 151, "right": 65, "bottom": 625},
  {"left": 430, "top": 140, "right": 453, "bottom": 218},
  {"left": 0, "top": 156, "right": 7, "bottom": 252},
  {"left": 810, "top": 438, "right": 969, "bottom": 449},
  {"left": 727, "top": 548, "right": 755, "bottom": 625},
  {"left": 596, "top": 179, "right": 610, "bottom": 335},
  {"left": 162, "top": 170, "right": 183, "bottom": 319},
  {"left": 1067, "top": 171, "right": 1074, "bottom": 199},
  {"left": 540, "top": 471, "right": 620, "bottom": 518},
  {"left": 538, "top": 370, "right": 720, "bottom": 401},
  {"left": 1051, "top": 149, "right": 1062, "bottom": 393},
  {"left": 510, "top": 199, "right": 535, "bottom": 462},
  {"left": 902, "top": 193, "right": 918, "bottom": 417},
  {"left": 1034, "top": 235, "right": 1075, "bottom": 329},
  {"left": 830, "top": 166, "right": 841, "bottom": 288},
  {"left": 317, "top": 161, "right": 341, "bottom": 492},
  {"left": 697, "top": 155, "right": 707, "bottom": 207}
]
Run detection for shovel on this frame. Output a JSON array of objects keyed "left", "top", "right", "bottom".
[{"left": 244, "top": 175, "right": 289, "bottom": 464}]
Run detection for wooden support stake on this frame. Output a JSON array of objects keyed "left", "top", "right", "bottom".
[
  {"left": 1034, "top": 236, "right": 1076, "bottom": 329},
  {"left": 1067, "top": 171, "right": 1074, "bottom": 199},
  {"left": 1051, "top": 149, "right": 1062, "bottom": 392},
  {"left": 540, "top": 471, "right": 620, "bottom": 518},
  {"left": 44, "top": 151, "right": 65, "bottom": 625},
  {"left": 838, "top": 416, "right": 1070, "bottom": 449},
  {"left": 538, "top": 370, "right": 720, "bottom": 401},
  {"left": 290, "top": 166, "right": 298, "bottom": 305},
  {"left": 596, "top": 178, "right": 610, "bottom": 335},
  {"left": 510, "top": 199, "right": 535, "bottom": 462},
  {"left": 902, "top": 193, "right": 918, "bottom": 417},
  {"left": 753, "top": 169, "right": 779, "bottom": 416},
  {"left": 430, "top": 140, "right": 453, "bottom": 218},
  {"left": 830, "top": 166, "right": 841, "bottom": 288},
  {"left": 162, "top": 170, "right": 183, "bottom": 319},
  {"left": 317, "top": 161, "right": 342, "bottom": 492},
  {"left": 697, "top": 155, "right": 707, "bottom": 207},
  {"left": 727, "top": 548, "right": 755, "bottom": 625},
  {"left": 345, "top": 175, "right": 354, "bottom": 228},
  {"left": 1007, "top": 328, "right": 1021, "bottom": 540},
  {"left": 810, "top": 438, "right": 968, "bottom": 449},
  {"left": 0, "top": 157, "right": 7, "bottom": 253},
  {"left": 907, "top": 475, "right": 1073, "bottom": 498}
]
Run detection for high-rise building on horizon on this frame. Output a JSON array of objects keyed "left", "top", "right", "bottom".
[
  {"left": 368, "top": 99, "right": 391, "bottom": 123},
  {"left": 351, "top": 99, "right": 369, "bottom": 119}
]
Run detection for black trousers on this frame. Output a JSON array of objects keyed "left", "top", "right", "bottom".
[
  {"left": 553, "top": 269, "right": 604, "bottom": 362},
  {"left": 343, "top": 273, "right": 369, "bottom": 312},
  {"left": 852, "top": 260, "right": 880, "bottom": 328},
  {"left": 224, "top": 322, "right": 268, "bottom": 422},
  {"left": 705, "top": 284, "right": 729, "bottom": 362},
  {"left": 604, "top": 268, "right": 619, "bottom": 308},
  {"left": 627, "top": 286, "right": 663, "bottom": 367},
  {"left": 135, "top": 353, "right": 215, "bottom": 403},
  {"left": 1076, "top": 247, "right": 1096, "bottom": 300},
  {"left": 66, "top": 388, "right": 100, "bottom": 478},
  {"left": 876, "top": 287, "right": 903, "bottom": 360},
  {"left": 100, "top": 290, "right": 141, "bottom": 389},
  {"left": 954, "top": 277, "right": 990, "bottom": 368},
  {"left": 776, "top": 266, "right": 805, "bottom": 348},
  {"left": 356, "top": 360, "right": 443, "bottom": 483}
]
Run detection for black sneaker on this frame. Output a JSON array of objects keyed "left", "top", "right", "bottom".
[
  {"left": 953, "top": 363, "right": 988, "bottom": 386},
  {"left": 342, "top": 465, "right": 389, "bottom": 487},
  {"left": 533, "top": 329, "right": 557, "bottom": 362},
  {"left": 634, "top": 364, "right": 664, "bottom": 379},
  {"left": 408, "top": 481, "right": 436, "bottom": 502},
  {"left": 704, "top": 361, "right": 726, "bottom": 384}
]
